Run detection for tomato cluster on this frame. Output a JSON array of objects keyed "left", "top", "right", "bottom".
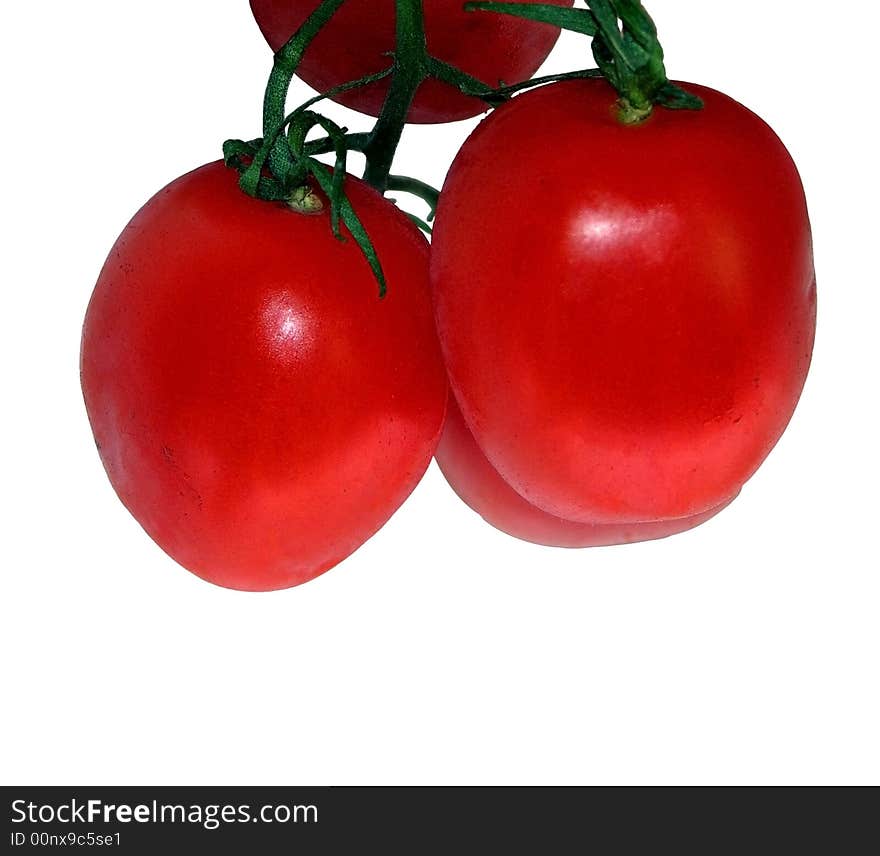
[{"left": 81, "top": 2, "right": 816, "bottom": 591}]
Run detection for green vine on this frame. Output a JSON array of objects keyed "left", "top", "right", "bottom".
[
  {"left": 224, "top": 0, "right": 704, "bottom": 296},
  {"left": 467, "top": 0, "right": 702, "bottom": 122}
]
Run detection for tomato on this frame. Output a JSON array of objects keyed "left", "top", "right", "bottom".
[
  {"left": 437, "top": 395, "right": 734, "bottom": 547},
  {"left": 81, "top": 162, "right": 447, "bottom": 591},
  {"left": 249, "top": 0, "right": 574, "bottom": 123},
  {"left": 431, "top": 79, "right": 816, "bottom": 526}
]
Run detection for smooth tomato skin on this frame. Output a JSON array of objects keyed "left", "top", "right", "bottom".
[
  {"left": 437, "top": 395, "right": 734, "bottom": 547},
  {"left": 432, "top": 79, "right": 816, "bottom": 524},
  {"left": 249, "top": 0, "right": 573, "bottom": 123},
  {"left": 81, "top": 162, "right": 447, "bottom": 591}
]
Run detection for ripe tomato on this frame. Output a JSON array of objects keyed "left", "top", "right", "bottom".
[
  {"left": 432, "top": 79, "right": 816, "bottom": 526},
  {"left": 250, "top": 0, "right": 574, "bottom": 123},
  {"left": 81, "top": 162, "right": 447, "bottom": 591},
  {"left": 437, "top": 395, "right": 734, "bottom": 547}
]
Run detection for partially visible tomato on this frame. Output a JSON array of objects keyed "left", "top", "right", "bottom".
[
  {"left": 437, "top": 395, "right": 733, "bottom": 547},
  {"left": 432, "top": 79, "right": 816, "bottom": 526},
  {"left": 250, "top": 0, "right": 574, "bottom": 123},
  {"left": 81, "top": 162, "right": 447, "bottom": 591}
]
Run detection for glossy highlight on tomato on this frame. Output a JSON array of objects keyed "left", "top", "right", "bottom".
[
  {"left": 437, "top": 395, "right": 734, "bottom": 547},
  {"left": 431, "top": 79, "right": 816, "bottom": 527},
  {"left": 250, "top": 0, "right": 574, "bottom": 123},
  {"left": 81, "top": 162, "right": 447, "bottom": 591}
]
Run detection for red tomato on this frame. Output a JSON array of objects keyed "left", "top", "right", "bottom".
[
  {"left": 431, "top": 79, "right": 816, "bottom": 526},
  {"left": 438, "top": 395, "right": 734, "bottom": 547},
  {"left": 81, "top": 162, "right": 447, "bottom": 591},
  {"left": 250, "top": 0, "right": 574, "bottom": 123}
]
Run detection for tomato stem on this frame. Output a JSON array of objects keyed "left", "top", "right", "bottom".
[
  {"left": 362, "top": 0, "right": 429, "bottom": 192},
  {"left": 442, "top": 66, "right": 604, "bottom": 104},
  {"left": 388, "top": 175, "right": 441, "bottom": 221},
  {"left": 262, "top": 0, "right": 349, "bottom": 180},
  {"left": 467, "top": 0, "right": 703, "bottom": 123}
]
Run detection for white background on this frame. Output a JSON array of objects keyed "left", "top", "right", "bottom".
[{"left": 1, "top": 1, "right": 878, "bottom": 786}]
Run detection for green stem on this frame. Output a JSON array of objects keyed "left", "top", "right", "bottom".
[
  {"left": 387, "top": 175, "right": 441, "bottom": 218},
  {"left": 291, "top": 66, "right": 395, "bottom": 119},
  {"left": 404, "top": 213, "right": 434, "bottom": 235},
  {"left": 305, "top": 132, "right": 371, "bottom": 157},
  {"left": 587, "top": 0, "right": 703, "bottom": 122},
  {"left": 467, "top": 0, "right": 702, "bottom": 123},
  {"left": 452, "top": 67, "right": 604, "bottom": 103},
  {"left": 427, "top": 56, "right": 503, "bottom": 105},
  {"left": 263, "top": 0, "right": 348, "bottom": 178},
  {"left": 362, "top": 0, "right": 429, "bottom": 192},
  {"left": 465, "top": 2, "right": 598, "bottom": 36}
]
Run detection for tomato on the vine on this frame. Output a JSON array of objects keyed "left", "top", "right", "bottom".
[
  {"left": 431, "top": 79, "right": 816, "bottom": 527},
  {"left": 81, "top": 162, "right": 447, "bottom": 591},
  {"left": 249, "top": 0, "right": 574, "bottom": 123},
  {"left": 437, "top": 396, "right": 734, "bottom": 547}
]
